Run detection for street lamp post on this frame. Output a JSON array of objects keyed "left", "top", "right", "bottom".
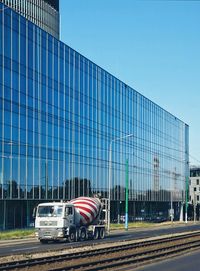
[
  {"left": 170, "top": 175, "right": 173, "bottom": 223},
  {"left": 125, "top": 159, "right": 129, "bottom": 231},
  {"left": 108, "top": 133, "right": 134, "bottom": 233},
  {"left": 185, "top": 176, "right": 188, "bottom": 223},
  {"left": 194, "top": 192, "right": 197, "bottom": 223}
]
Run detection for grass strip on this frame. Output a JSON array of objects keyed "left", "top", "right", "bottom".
[
  {"left": 110, "top": 222, "right": 155, "bottom": 230},
  {"left": 0, "top": 229, "right": 35, "bottom": 240}
]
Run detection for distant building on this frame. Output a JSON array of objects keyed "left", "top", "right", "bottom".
[
  {"left": 189, "top": 166, "right": 200, "bottom": 204},
  {"left": 0, "top": 0, "right": 60, "bottom": 38}
]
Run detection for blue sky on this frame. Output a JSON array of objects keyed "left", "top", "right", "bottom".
[{"left": 60, "top": 0, "right": 200, "bottom": 165}]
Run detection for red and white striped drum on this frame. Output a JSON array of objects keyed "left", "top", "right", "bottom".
[{"left": 70, "top": 197, "right": 101, "bottom": 225}]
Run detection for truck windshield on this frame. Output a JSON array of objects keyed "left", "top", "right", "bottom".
[{"left": 37, "top": 206, "right": 63, "bottom": 217}]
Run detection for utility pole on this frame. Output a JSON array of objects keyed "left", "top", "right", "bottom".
[
  {"left": 125, "top": 159, "right": 129, "bottom": 231},
  {"left": 185, "top": 176, "right": 188, "bottom": 223},
  {"left": 170, "top": 172, "right": 174, "bottom": 223},
  {"left": 194, "top": 193, "right": 197, "bottom": 223},
  {"left": 45, "top": 161, "right": 48, "bottom": 200},
  {"left": 108, "top": 133, "right": 134, "bottom": 233}
]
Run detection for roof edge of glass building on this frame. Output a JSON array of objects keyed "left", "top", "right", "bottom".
[{"left": 0, "top": 0, "right": 60, "bottom": 39}]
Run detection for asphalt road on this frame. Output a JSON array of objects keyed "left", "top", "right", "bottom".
[
  {"left": 136, "top": 249, "right": 200, "bottom": 271},
  {"left": 0, "top": 222, "right": 200, "bottom": 257}
]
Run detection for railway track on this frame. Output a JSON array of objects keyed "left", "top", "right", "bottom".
[{"left": 1, "top": 231, "right": 200, "bottom": 270}]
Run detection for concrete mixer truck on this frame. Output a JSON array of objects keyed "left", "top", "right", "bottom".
[{"left": 34, "top": 197, "right": 108, "bottom": 243}]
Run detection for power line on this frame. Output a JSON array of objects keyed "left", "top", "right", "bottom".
[{"left": 189, "top": 154, "right": 200, "bottom": 165}]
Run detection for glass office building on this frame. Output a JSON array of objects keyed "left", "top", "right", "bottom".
[
  {"left": 0, "top": 3, "right": 189, "bottom": 229},
  {"left": 0, "top": 0, "right": 60, "bottom": 39}
]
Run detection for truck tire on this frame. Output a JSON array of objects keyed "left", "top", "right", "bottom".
[
  {"left": 99, "top": 228, "right": 105, "bottom": 239},
  {"left": 93, "top": 228, "right": 99, "bottom": 240},
  {"left": 40, "top": 239, "right": 48, "bottom": 244},
  {"left": 80, "top": 228, "right": 87, "bottom": 241},
  {"left": 68, "top": 230, "right": 76, "bottom": 242}
]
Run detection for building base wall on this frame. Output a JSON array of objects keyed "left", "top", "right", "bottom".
[
  {"left": 0, "top": 200, "right": 40, "bottom": 230},
  {"left": 0, "top": 199, "right": 186, "bottom": 230},
  {"left": 110, "top": 200, "right": 182, "bottom": 223}
]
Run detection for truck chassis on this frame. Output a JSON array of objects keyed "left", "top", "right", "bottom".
[{"left": 37, "top": 224, "right": 106, "bottom": 243}]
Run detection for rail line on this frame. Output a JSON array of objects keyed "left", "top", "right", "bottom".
[{"left": 1, "top": 231, "right": 200, "bottom": 270}]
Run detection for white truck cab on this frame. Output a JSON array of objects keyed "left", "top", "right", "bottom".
[
  {"left": 35, "top": 202, "right": 76, "bottom": 242},
  {"left": 34, "top": 198, "right": 108, "bottom": 243}
]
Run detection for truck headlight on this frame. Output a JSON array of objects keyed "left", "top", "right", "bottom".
[
  {"left": 57, "top": 229, "right": 64, "bottom": 237},
  {"left": 58, "top": 231, "right": 64, "bottom": 237}
]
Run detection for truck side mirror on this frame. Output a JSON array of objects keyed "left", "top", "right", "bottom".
[{"left": 32, "top": 207, "right": 36, "bottom": 219}]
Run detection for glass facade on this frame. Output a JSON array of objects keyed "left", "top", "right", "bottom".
[
  {"left": 0, "top": 0, "right": 60, "bottom": 39},
  {"left": 0, "top": 4, "right": 189, "bottom": 229}
]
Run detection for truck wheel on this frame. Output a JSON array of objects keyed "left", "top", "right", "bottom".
[
  {"left": 80, "top": 228, "right": 87, "bottom": 241},
  {"left": 40, "top": 239, "right": 48, "bottom": 244},
  {"left": 68, "top": 231, "right": 76, "bottom": 242},
  {"left": 99, "top": 228, "right": 105, "bottom": 239},
  {"left": 93, "top": 229, "right": 99, "bottom": 240}
]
